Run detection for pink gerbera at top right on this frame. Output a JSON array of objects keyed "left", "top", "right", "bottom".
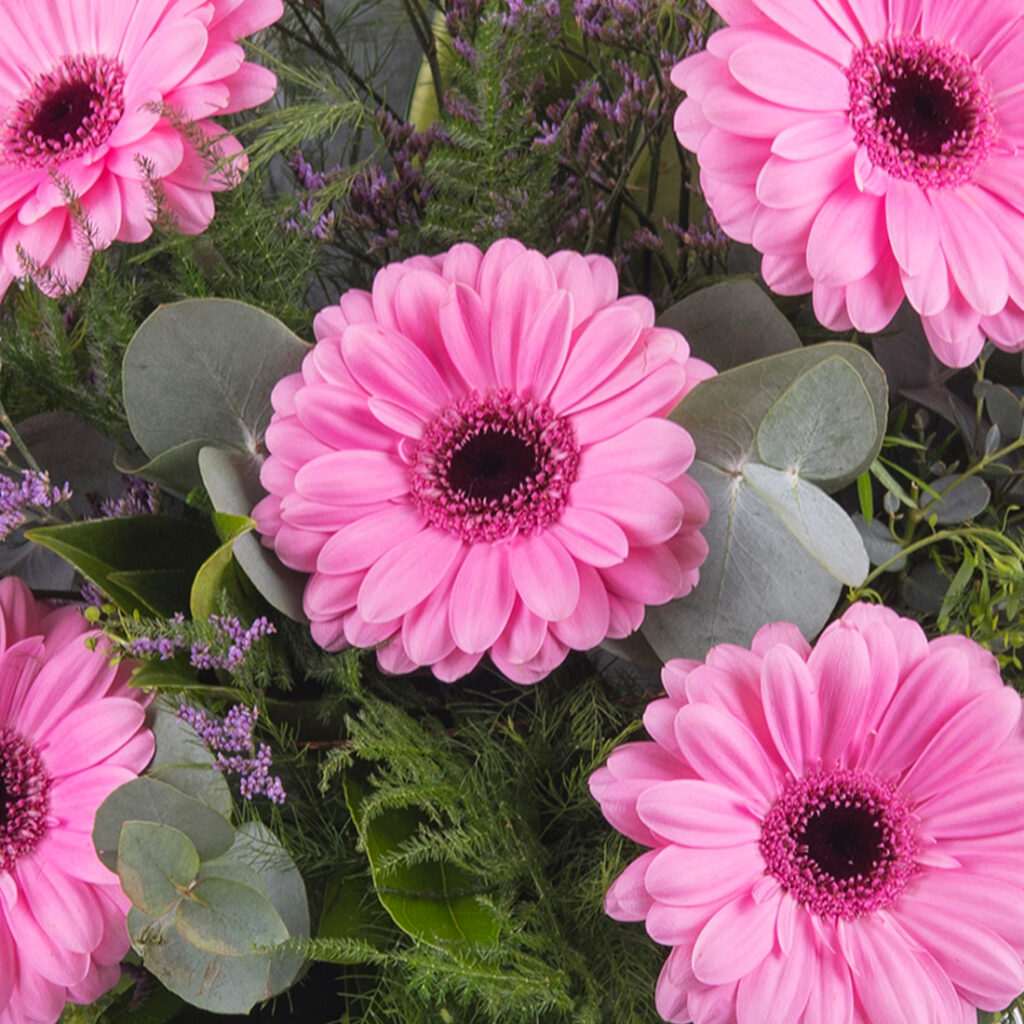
[{"left": 674, "top": 0, "right": 1024, "bottom": 367}]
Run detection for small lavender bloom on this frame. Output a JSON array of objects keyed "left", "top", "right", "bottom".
[
  {"left": 0, "top": 431, "right": 11, "bottom": 453},
  {"left": 96, "top": 475, "right": 159, "bottom": 517},
  {"left": 189, "top": 615, "right": 275, "bottom": 671},
  {"left": 0, "top": 468, "right": 72, "bottom": 541},
  {"left": 178, "top": 703, "right": 286, "bottom": 803}
]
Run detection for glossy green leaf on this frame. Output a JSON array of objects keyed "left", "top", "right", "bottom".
[
  {"left": 657, "top": 279, "right": 801, "bottom": 371},
  {"left": 118, "top": 821, "right": 199, "bottom": 919},
  {"left": 147, "top": 700, "right": 232, "bottom": 816},
  {"left": 94, "top": 777, "right": 234, "bottom": 871},
  {"left": 344, "top": 774, "right": 501, "bottom": 948},
  {"left": 198, "top": 445, "right": 307, "bottom": 621},
  {"left": 189, "top": 511, "right": 255, "bottom": 620},
  {"left": 122, "top": 298, "right": 309, "bottom": 487},
  {"left": 26, "top": 515, "right": 217, "bottom": 616},
  {"left": 642, "top": 343, "right": 885, "bottom": 661},
  {"left": 176, "top": 878, "right": 289, "bottom": 958}
]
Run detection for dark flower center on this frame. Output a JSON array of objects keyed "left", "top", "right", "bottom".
[
  {"left": 447, "top": 430, "right": 540, "bottom": 501},
  {"left": 411, "top": 388, "right": 580, "bottom": 543},
  {"left": 0, "top": 726, "right": 51, "bottom": 871},
  {"left": 798, "top": 803, "right": 884, "bottom": 881},
  {"left": 5, "top": 54, "right": 125, "bottom": 168},
  {"left": 847, "top": 35, "right": 995, "bottom": 188},
  {"left": 760, "top": 768, "right": 917, "bottom": 919}
]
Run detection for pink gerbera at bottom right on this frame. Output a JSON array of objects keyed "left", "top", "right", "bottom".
[{"left": 590, "top": 603, "right": 1024, "bottom": 1024}]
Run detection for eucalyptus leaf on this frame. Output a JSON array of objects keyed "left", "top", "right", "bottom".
[
  {"left": 147, "top": 701, "right": 232, "bottom": 816},
  {"left": 128, "top": 906, "right": 279, "bottom": 1015},
  {"left": 344, "top": 774, "right": 501, "bottom": 948},
  {"left": 657, "top": 279, "right": 801, "bottom": 371},
  {"left": 118, "top": 821, "right": 199, "bottom": 919},
  {"left": 94, "top": 777, "right": 234, "bottom": 871},
  {"left": 852, "top": 514, "right": 906, "bottom": 571},
  {"left": 756, "top": 357, "right": 880, "bottom": 491},
  {"left": 219, "top": 821, "right": 309, "bottom": 992},
  {"left": 115, "top": 439, "right": 219, "bottom": 498},
  {"left": 26, "top": 515, "right": 217, "bottom": 615},
  {"left": 642, "top": 343, "right": 884, "bottom": 661},
  {"left": 984, "top": 384, "right": 1023, "bottom": 442},
  {"left": 198, "top": 445, "right": 308, "bottom": 621},
  {"left": 176, "top": 878, "right": 289, "bottom": 958},
  {"left": 919, "top": 474, "right": 991, "bottom": 524},
  {"left": 671, "top": 343, "right": 886, "bottom": 490},
  {"left": 122, "top": 297, "right": 309, "bottom": 466}
]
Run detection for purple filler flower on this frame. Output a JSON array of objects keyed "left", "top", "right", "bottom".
[{"left": 178, "top": 703, "right": 286, "bottom": 804}]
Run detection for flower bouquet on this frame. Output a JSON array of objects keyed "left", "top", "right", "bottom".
[{"left": 1, "top": 1, "right": 1024, "bottom": 1023}]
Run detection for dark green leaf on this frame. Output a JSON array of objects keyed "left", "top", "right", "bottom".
[
  {"left": 344, "top": 774, "right": 501, "bottom": 948},
  {"left": 26, "top": 516, "right": 217, "bottom": 615}
]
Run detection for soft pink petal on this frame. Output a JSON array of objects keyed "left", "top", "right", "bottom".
[
  {"left": 449, "top": 543, "right": 515, "bottom": 653},
  {"left": 692, "top": 891, "right": 779, "bottom": 985}
]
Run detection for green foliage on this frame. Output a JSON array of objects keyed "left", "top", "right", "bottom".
[
  {"left": 643, "top": 340, "right": 887, "bottom": 661},
  {"left": 414, "top": 5, "right": 562, "bottom": 252},
  {"left": 302, "top": 659, "right": 667, "bottom": 1024},
  {"left": 94, "top": 714, "right": 309, "bottom": 1014}
]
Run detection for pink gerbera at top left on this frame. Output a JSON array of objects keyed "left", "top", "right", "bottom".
[{"left": 0, "top": 0, "right": 282, "bottom": 299}]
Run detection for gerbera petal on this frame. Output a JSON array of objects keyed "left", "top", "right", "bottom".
[
  {"left": 509, "top": 532, "right": 580, "bottom": 621},
  {"left": 674, "top": 703, "right": 781, "bottom": 810},
  {"left": 761, "top": 644, "right": 820, "bottom": 777},
  {"left": 449, "top": 543, "right": 515, "bottom": 653},
  {"left": 692, "top": 892, "right": 779, "bottom": 986},
  {"left": 356, "top": 529, "right": 463, "bottom": 623},
  {"left": 645, "top": 844, "right": 764, "bottom": 908},
  {"left": 637, "top": 779, "right": 761, "bottom": 848}
]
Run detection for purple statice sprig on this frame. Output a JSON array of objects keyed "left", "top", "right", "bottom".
[
  {"left": 178, "top": 703, "right": 286, "bottom": 804},
  {"left": 283, "top": 151, "right": 337, "bottom": 241},
  {"left": 0, "top": 429, "right": 74, "bottom": 541},
  {"left": 121, "top": 611, "right": 276, "bottom": 673}
]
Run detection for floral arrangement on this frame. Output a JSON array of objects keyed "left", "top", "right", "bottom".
[{"left": 3, "top": 1, "right": 1024, "bottom": 1023}]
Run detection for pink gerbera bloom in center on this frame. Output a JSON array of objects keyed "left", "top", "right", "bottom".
[
  {"left": 254, "top": 239, "right": 713, "bottom": 684},
  {"left": 591, "top": 604, "right": 1024, "bottom": 1023},
  {"left": 0, "top": 0, "right": 283, "bottom": 299},
  {"left": 674, "top": 0, "right": 1024, "bottom": 366}
]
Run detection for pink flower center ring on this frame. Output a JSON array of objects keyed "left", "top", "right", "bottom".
[
  {"left": 847, "top": 36, "right": 996, "bottom": 189},
  {"left": 760, "top": 767, "right": 917, "bottom": 919},
  {"left": 5, "top": 54, "right": 126, "bottom": 168},
  {"left": 0, "top": 724, "right": 51, "bottom": 872},
  {"left": 410, "top": 388, "right": 580, "bottom": 544}
]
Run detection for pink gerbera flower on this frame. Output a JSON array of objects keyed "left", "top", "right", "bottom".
[
  {"left": 253, "top": 238, "right": 713, "bottom": 684},
  {"left": 590, "top": 603, "right": 1024, "bottom": 1024},
  {"left": 0, "top": 577, "right": 153, "bottom": 1024},
  {"left": 0, "top": 0, "right": 282, "bottom": 299},
  {"left": 674, "top": 1, "right": 1024, "bottom": 367}
]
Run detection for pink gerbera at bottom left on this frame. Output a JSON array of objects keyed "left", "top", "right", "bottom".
[{"left": 0, "top": 577, "right": 153, "bottom": 1024}]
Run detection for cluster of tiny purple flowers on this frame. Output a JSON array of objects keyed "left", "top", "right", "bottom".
[
  {"left": 345, "top": 111, "right": 445, "bottom": 258},
  {"left": 0, "top": 430, "right": 73, "bottom": 541},
  {"left": 177, "top": 703, "right": 286, "bottom": 804},
  {"left": 284, "top": 152, "right": 336, "bottom": 241},
  {"left": 124, "top": 613, "right": 276, "bottom": 671}
]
